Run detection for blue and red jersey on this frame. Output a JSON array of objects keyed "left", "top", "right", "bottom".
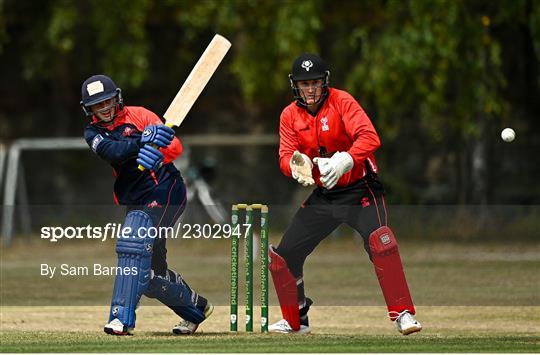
[{"left": 84, "top": 106, "right": 183, "bottom": 205}]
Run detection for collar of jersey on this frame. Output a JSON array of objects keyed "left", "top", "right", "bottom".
[{"left": 91, "top": 108, "right": 127, "bottom": 130}]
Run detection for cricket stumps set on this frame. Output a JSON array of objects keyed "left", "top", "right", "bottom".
[{"left": 230, "top": 203, "right": 269, "bottom": 332}]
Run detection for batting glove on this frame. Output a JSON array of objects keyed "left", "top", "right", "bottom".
[
  {"left": 137, "top": 145, "right": 164, "bottom": 171},
  {"left": 140, "top": 125, "right": 175, "bottom": 148},
  {"left": 313, "top": 151, "right": 354, "bottom": 189},
  {"left": 290, "top": 151, "right": 315, "bottom": 187}
]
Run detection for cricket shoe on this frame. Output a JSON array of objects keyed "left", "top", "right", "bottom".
[
  {"left": 395, "top": 310, "right": 422, "bottom": 335},
  {"left": 104, "top": 318, "right": 133, "bottom": 335},
  {"left": 172, "top": 302, "right": 214, "bottom": 335},
  {"left": 268, "top": 319, "right": 310, "bottom": 334}
]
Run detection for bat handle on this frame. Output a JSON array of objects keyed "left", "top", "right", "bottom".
[{"left": 137, "top": 122, "right": 176, "bottom": 171}]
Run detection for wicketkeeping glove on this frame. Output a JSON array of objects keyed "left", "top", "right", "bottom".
[
  {"left": 313, "top": 151, "right": 354, "bottom": 189},
  {"left": 290, "top": 151, "right": 315, "bottom": 187},
  {"left": 137, "top": 145, "right": 164, "bottom": 171},
  {"left": 140, "top": 125, "right": 175, "bottom": 148}
]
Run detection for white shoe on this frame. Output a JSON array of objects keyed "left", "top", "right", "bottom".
[
  {"left": 268, "top": 319, "right": 310, "bottom": 334},
  {"left": 395, "top": 311, "right": 422, "bottom": 335},
  {"left": 172, "top": 302, "right": 214, "bottom": 335},
  {"left": 104, "top": 318, "right": 133, "bottom": 335},
  {"left": 172, "top": 319, "right": 198, "bottom": 335}
]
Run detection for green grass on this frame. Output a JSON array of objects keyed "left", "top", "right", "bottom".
[
  {"left": 2, "top": 238, "right": 539, "bottom": 307},
  {"left": 1, "top": 238, "right": 539, "bottom": 352},
  {"left": 1, "top": 332, "right": 539, "bottom": 353}
]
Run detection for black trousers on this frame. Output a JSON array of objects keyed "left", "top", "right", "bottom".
[{"left": 276, "top": 174, "right": 387, "bottom": 280}]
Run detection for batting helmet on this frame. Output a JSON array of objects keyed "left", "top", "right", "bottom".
[{"left": 80, "top": 74, "right": 123, "bottom": 118}]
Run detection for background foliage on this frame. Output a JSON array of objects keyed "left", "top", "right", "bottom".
[{"left": 0, "top": 0, "right": 538, "bottom": 205}]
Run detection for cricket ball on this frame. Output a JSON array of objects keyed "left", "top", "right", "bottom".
[{"left": 501, "top": 128, "right": 515, "bottom": 143}]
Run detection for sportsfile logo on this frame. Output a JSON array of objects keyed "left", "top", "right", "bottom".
[{"left": 40, "top": 222, "right": 253, "bottom": 242}]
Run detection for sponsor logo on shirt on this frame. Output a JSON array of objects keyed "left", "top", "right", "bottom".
[
  {"left": 91, "top": 134, "right": 104, "bottom": 152},
  {"left": 361, "top": 197, "right": 370, "bottom": 208},
  {"left": 147, "top": 200, "right": 163, "bottom": 208}
]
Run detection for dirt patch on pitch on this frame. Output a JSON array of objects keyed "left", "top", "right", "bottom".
[{"left": 2, "top": 306, "right": 538, "bottom": 336}]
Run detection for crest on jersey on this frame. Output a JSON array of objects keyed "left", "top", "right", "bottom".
[
  {"left": 320, "top": 117, "right": 329, "bottom": 132},
  {"left": 301, "top": 60, "right": 313, "bottom": 72},
  {"left": 122, "top": 127, "right": 135, "bottom": 137}
]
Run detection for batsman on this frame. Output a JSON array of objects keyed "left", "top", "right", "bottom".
[
  {"left": 268, "top": 54, "right": 422, "bottom": 335},
  {"left": 80, "top": 74, "right": 213, "bottom": 335}
]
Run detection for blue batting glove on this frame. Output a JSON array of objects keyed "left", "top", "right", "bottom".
[
  {"left": 137, "top": 145, "right": 164, "bottom": 171},
  {"left": 140, "top": 125, "right": 175, "bottom": 148}
]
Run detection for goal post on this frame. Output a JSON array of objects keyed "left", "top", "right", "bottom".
[
  {"left": 1, "top": 134, "right": 278, "bottom": 245},
  {"left": 0, "top": 143, "right": 6, "bottom": 195}
]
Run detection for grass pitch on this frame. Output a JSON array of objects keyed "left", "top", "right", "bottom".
[
  {"left": 1, "top": 238, "right": 539, "bottom": 352},
  {"left": 2, "top": 306, "right": 539, "bottom": 352}
]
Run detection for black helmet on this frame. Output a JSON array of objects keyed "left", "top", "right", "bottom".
[
  {"left": 290, "top": 53, "right": 328, "bottom": 81},
  {"left": 289, "top": 53, "right": 330, "bottom": 108},
  {"left": 80, "top": 74, "right": 123, "bottom": 118}
]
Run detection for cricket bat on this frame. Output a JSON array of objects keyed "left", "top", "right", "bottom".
[{"left": 139, "top": 34, "right": 232, "bottom": 171}]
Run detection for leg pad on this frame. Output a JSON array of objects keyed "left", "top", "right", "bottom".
[
  {"left": 109, "top": 210, "right": 155, "bottom": 328},
  {"left": 369, "top": 226, "right": 415, "bottom": 320},
  {"left": 269, "top": 246, "right": 300, "bottom": 331},
  {"left": 144, "top": 269, "right": 205, "bottom": 324}
]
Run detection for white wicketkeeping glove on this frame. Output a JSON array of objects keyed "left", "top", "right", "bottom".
[
  {"left": 290, "top": 151, "right": 315, "bottom": 187},
  {"left": 313, "top": 151, "right": 354, "bottom": 189}
]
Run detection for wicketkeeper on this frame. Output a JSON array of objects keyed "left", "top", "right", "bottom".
[
  {"left": 268, "top": 54, "right": 422, "bottom": 335},
  {"left": 80, "top": 74, "right": 212, "bottom": 335}
]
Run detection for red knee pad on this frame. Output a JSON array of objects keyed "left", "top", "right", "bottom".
[
  {"left": 369, "top": 226, "right": 415, "bottom": 320},
  {"left": 268, "top": 246, "right": 300, "bottom": 330}
]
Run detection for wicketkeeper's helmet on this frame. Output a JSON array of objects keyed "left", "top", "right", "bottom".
[{"left": 289, "top": 53, "right": 330, "bottom": 107}]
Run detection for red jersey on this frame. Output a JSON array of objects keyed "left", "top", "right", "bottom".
[{"left": 279, "top": 88, "right": 381, "bottom": 188}]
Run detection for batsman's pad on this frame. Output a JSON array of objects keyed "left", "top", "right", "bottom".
[
  {"left": 369, "top": 226, "right": 415, "bottom": 320},
  {"left": 144, "top": 269, "right": 205, "bottom": 324},
  {"left": 108, "top": 210, "right": 155, "bottom": 328},
  {"left": 268, "top": 246, "right": 300, "bottom": 331}
]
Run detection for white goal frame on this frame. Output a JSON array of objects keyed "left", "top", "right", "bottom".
[{"left": 1, "top": 134, "right": 278, "bottom": 245}]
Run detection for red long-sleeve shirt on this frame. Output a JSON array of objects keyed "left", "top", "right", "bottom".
[{"left": 279, "top": 88, "right": 381, "bottom": 188}]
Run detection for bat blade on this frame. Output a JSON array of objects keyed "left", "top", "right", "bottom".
[{"left": 164, "top": 34, "right": 231, "bottom": 127}]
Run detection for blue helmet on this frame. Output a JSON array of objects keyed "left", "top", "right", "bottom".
[{"left": 80, "top": 74, "right": 123, "bottom": 118}]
